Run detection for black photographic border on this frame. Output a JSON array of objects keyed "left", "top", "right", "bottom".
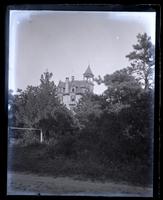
[{"left": 0, "top": 2, "right": 161, "bottom": 199}]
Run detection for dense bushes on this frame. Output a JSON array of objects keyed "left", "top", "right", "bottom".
[
  {"left": 8, "top": 85, "right": 154, "bottom": 187},
  {"left": 8, "top": 141, "right": 152, "bottom": 186},
  {"left": 8, "top": 77, "right": 154, "bottom": 188}
]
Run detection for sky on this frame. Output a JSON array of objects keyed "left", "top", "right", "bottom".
[{"left": 9, "top": 10, "right": 156, "bottom": 94}]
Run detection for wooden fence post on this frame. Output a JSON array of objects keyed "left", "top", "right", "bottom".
[{"left": 40, "top": 129, "right": 43, "bottom": 143}]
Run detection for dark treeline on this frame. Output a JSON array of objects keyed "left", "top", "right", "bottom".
[{"left": 8, "top": 33, "right": 154, "bottom": 186}]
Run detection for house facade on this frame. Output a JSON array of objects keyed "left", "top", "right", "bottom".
[{"left": 57, "top": 65, "right": 94, "bottom": 110}]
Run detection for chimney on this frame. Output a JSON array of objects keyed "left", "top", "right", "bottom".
[
  {"left": 71, "top": 76, "right": 74, "bottom": 82},
  {"left": 65, "top": 77, "right": 69, "bottom": 93}
]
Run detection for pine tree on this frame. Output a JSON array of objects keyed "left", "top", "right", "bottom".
[{"left": 126, "top": 33, "right": 155, "bottom": 90}]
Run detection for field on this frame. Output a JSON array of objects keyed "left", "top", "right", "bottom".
[
  {"left": 7, "top": 143, "right": 153, "bottom": 196},
  {"left": 7, "top": 172, "right": 152, "bottom": 196}
]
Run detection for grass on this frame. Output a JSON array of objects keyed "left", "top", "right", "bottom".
[
  {"left": 8, "top": 143, "right": 153, "bottom": 187},
  {"left": 7, "top": 172, "right": 153, "bottom": 196}
]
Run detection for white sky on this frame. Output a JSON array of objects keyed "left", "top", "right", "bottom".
[{"left": 9, "top": 10, "right": 156, "bottom": 94}]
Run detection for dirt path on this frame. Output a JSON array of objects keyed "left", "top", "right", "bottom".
[{"left": 7, "top": 172, "right": 153, "bottom": 197}]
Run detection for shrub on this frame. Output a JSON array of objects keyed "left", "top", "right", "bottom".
[{"left": 54, "top": 133, "right": 77, "bottom": 158}]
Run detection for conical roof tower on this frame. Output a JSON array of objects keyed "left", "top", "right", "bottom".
[{"left": 83, "top": 65, "right": 94, "bottom": 80}]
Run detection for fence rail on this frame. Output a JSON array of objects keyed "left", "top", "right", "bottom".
[{"left": 8, "top": 127, "right": 43, "bottom": 143}]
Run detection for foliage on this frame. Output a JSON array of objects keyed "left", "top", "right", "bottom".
[
  {"left": 10, "top": 71, "right": 76, "bottom": 142},
  {"left": 103, "top": 68, "right": 142, "bottom": 107},
  {"left": 126, "top": 33, "right": 155, "bottom": 90},
  {"left": 8, "top": 144, "right": 153, "bottom": 186},
  {"left": 9, "top": 33, "right": 154, "bottom": 186},
  {"left": 8, "top": 89, "right": 16, "bottom": 126},
  {"left": 74, "top": 92, "right": 103, "bottom": 129},
  {"left": 73, "top": 66, "right": 154, "bottom": 181}
]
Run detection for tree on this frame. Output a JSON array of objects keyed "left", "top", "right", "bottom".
[
  {"left": 14, "top": 86, "right": 40, "bottom": 127},
  {"left": 11, "top": 71, "right": 76, "bottom": 142},
  {"left": 126, "top": 33, "right": 155, "bottom": 90},
  {"left": 101, "top": 67, "right": 154, "bottom": 167},
  {"left": 103, "top": 68, "right": 142, "bottom": 112},
  {"left": 8, "top": 89, "right": 15, "bottom": 126},
  {"left": 74, "top": 92, "right": 103, "bottom": 129}
]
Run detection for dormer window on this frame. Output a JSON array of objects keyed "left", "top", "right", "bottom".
[{"left": 72, "top": 88, "right": 75, "bottom": 93}]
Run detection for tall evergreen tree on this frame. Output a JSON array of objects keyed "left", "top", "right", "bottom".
[{"left": 126, "top": 33, "right": 155, "bottom": 90}]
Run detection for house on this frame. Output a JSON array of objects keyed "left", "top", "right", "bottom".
[{"left": 57, "top": 65, "right": 94, "bottom": 110}]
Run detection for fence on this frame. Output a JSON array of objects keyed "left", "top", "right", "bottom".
[{"left": 8, "top": 127, "right": 43, "bottom": 143}]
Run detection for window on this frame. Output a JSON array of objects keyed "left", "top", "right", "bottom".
[
  {"left": 71, "top": 95, "right": 76, "bottom": 102},
  {"left": 59, "top": 96, "right": 63, "bottom": 102},
  {"left": 82, "top": 88, "right": 86, "bottom": 92}
]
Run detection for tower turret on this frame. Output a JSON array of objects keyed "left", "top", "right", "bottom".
[{"left": 83, "top": 65, "right": 94, "bottom": 81}]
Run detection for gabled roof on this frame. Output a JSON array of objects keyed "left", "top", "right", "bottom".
[
  {"left": 83, "top": 65, "right": 94, "bottom": 78},
  {"left": 58, "top": 80, "right": 93, "bottom": 88},
  {"left": 57, "top": 80, "right": 93, "bottom": 94},
  {"left": 58, "top": 81, "right": 65, "bottom": 88}
]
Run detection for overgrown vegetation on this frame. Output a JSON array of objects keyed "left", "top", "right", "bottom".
[{"left": 8, "top": 33, "right": 154, "bottom": 187}]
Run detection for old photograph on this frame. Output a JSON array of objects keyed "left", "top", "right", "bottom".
[{"left": 7, "top": 8, "right": 156, "bottom": 196}]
